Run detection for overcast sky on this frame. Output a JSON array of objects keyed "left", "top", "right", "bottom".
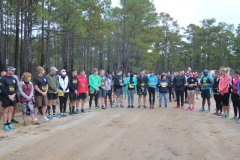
[{"left": 111, "top": 0, "right": 240, "bottom": 28}]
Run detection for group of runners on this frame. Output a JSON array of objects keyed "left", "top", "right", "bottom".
[{"left": 0, "top": 65, "right": 240, "bottom": 131}]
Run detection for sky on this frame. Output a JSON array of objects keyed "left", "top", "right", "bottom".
[{"left": 111, "top": 0, "right": 240, "bottom": 28}]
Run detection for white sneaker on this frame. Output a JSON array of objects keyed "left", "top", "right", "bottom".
[{"left": 42, "top": 116, "right": 49, "bottom": 122}]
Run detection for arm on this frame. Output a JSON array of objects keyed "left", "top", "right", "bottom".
[{"left": 0, "top": 78, "right": 9, "bottom": 97}]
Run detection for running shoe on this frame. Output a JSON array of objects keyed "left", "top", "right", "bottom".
[
  {"left": 89, "top": 109, "right": 92, "bottom": 112},
  {"left": 32, "top": 121, "right": 41, "bottom": 125},
  {"left": 23, "top": 121, "right": 27, "bottom": 126},
  {"left": 159, "top": 105, "right": 162, "bottom": 108},
  {"left": 95, "top": 107, "right": 101, "bottom": 112},
  {"left": 127, "top": 105, "right": 131, "bottom": 108},
  {"left": 3, "top": 125, "right": 10, "bottom": 131},
  {"left": 213, "top": 112, "right": 218, "bottom": 115},
  {"left": 11, "top": 119, "right": 19, "bottom": 123},
  {"left": 165, "top": 105, "right": 167, "bottom": 108},
  {"left": 143, "top": 105, "right": 147, "bottom": 109},
  {"left": 181, "top": 106, "right": 184, "bottom": 109},
  {"left": 225, "top": 114, "right": 229, "bottom": 119},
  {"left": 236, "top": 119, "right": 240, "bottom": 124},
  {"left": 221, "top": 114, "right": 229, "bottom": 119},
  {"left": 199, "top": 108, "right": 205, "bottom": 112},
  {"left": 174, "top": 105, "right": 180, "bottom": 108},
  {"left": 69, "top": 112, "right": 73, "bottom": 115},
  {"left": 191, "top": 107, "right": 195, "bottom": 111},
  {"left": 47, "top": 115, "right": 53, "bottom": 120},
  {"left": 120, "top": 105, "right": 124, "bottom": 108},
  {"left": 74, "top": 109, "right": 80, "bottom": 114},
  {"left": 186, "top": 107, "right": 191, "bottom": 111},
  {"left": 205, "top": 109, "right": 211, "bottom": 113},
  {"left": 42, "top": 116, "right": 50, "bottom": 122},
  {"left": 131, "top": 105, "right": 134, "bottom": 108},
  {"left": 230, "top": 117, "right": 237, "bottom": 121},
  {"left": 138, "top": 105, "right": 141, "bottom": 109},
  {"left": 81, "top": 109, "right": 86, "bottom": 113},
  {"left": 8, "top": 124, "right": 15, "bottom": 130}
]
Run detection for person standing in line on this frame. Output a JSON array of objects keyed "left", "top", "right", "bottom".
[
  {"left": 125, "top": 72, "right": 137, "bottom": 108},
  {"left": 33, "top": 66, "right": 49, "bottom": 122},
  {"left": 58, "top": 69, "right": 70, "bottom": 117},
  {"left": 212, "top": 70, "right": 223, "bottom": 116},
  {"left": 0, "top": 71, "right": 6, "bottom": 121},
  {"left": 46, "top": 67, "right": 59, "bottom": 118},
  {"left": 148, "top": 71, "right": 158, "bottom": 108},
  {"left": 76, "top": 70, "right": 88, "bottom": 114},
  {"left": 137, "top": 69, "right": 148, "bottom": 109},
  {"left": 173, "top": 70, "right": 186, "bottom": 109},
  {"left": 199, "top": 69, "right": 214, "bottom": 113},
  {"left": 219, "top": 68, "right": 232, "bottom": 119},
  {"left": 1, "top": 66, "right": 18, "bottom": 131},
  {"left": 88, "top": 68, "right": 101, "bottom": 112},
  {"left": 113, "top": 70, "right": 125, "bottom": 108},
  {"left": 69, "top": 69, "right": 78, "bottom": 115},
  {"left": 185, "top": 71, "right": 198, "bottom": 111},
  {"left": 167, "top": 72, "right": 173, "bottom": 102},
  {"left": 11, "top": 72, "right": 20, "bottom": 124},
  {"left": 105, "top": 74, "right": 113, "bottom": 108},
  {"left": 98, "top": 69, "right": 108, "bottom": 109},
  {"left": 19, "top": 72, "right": 40, "bottom": 125},
  {"left": 158, "top": 75, "right": 170, "bottom": 108},
  {"left": 230, "top": 70, "right": 240, "bottom": 121}
]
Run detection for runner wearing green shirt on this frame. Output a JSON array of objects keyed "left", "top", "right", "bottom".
[{"left": 88, "top": 68, "right": 101, "bottom": 112}]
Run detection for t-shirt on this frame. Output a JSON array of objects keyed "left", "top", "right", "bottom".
[
  {"left": 100, "top": 75, "right": 108, "bottom": 88},
  {"left": 0, "top": 75, "right": 18, "bottom": 97},
  {"left": 187, "top": 77, "right": 197, "bottom": 90},
  {"left": 137, "top": 75, "right": 148, "bottom": 89},
  {"left": 33, "top": 75, "right": 48, "bottom": 96},
  {"left": 200, "top": 75, "right": 213, "bottom": 90},
  {"left": 69, "top": 75, "right": 78, "bottom": 93},
  {"left": 113, "top": 75, "right": 124, "bottom": 89}
]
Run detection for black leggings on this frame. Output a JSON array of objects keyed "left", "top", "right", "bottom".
[
  {"left": 231, "top": 93, "right": 240, "bottom": 117},
  {"left": 176, "top": 90, "right": 184, "bottom": 106},
  {"left": 214, "top": 94, "right": 222, "bottom": 112},
  {"left": 59, "top": 93, "right": 69, "bottom": 113},
  {"left": 168, "top": 86, "right": 172, "bottom": 101},
  {"left": 89, "top": 92, "right": 99, "bottom": 108},
  {"left": 148, "top": 87, "right": 156, "bottom": 105}
]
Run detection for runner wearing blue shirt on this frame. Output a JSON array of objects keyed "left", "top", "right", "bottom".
[
  {"left": 148, "top": 71, "right": 158, "bottom": 108},
  {"left": 199, "top": 69, "right": 214, "bottom": 112}
]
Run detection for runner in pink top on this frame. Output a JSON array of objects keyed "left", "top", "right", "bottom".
[
  {"left": 231, "top": 71, "right": 240, "bottom": 122},
  {"left": 218, "top": 68, "right": 232, "bottom": 118}
]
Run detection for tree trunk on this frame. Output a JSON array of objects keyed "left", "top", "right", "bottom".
[
  {"left": 15, "top": 0, "right": 20, "bottom": 74},
  {"left": 0, "top": 0, "right": 5, "bottom": 71}
]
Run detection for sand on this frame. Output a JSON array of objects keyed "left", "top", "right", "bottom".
[{"left": 0, "top": 95, "right": 240, "bottom": 160}]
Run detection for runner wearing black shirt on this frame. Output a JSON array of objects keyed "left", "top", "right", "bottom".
[
  {"left": 186, "top": 71, "right": 197, "bottom": 111},
  {"left": 69, "top": 69, "right": 78, "bottom": 115},
  {"left": 1, "top": 66, "right": 18, "bottom": 131},
  {"left": 113, "top": 70, "right": 125, "bottom": 108},
  {"left": 33, "top": 66, "right": 49, "bottom": 122},
  {"left": 137, "top": 69, "right": 148, "bottom": 109}
]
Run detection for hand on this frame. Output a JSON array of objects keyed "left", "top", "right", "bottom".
[
  {"left": 63, "top": 90, "right": 66, "bottom": 93},
  {"left": 41, "top": 92, "right": 46, "bottom": 96},
  {"left": 26, "top": 98, "right": 32, "bottom": 101},
  {"left": 8, "top": 95, "right": 15, "bottom": 101},
  {"left": 74, "top": 90, "right": 78, "bottom": 95},
  {"left": 95, "top": 87, "right": 99, "bottom": 91}
]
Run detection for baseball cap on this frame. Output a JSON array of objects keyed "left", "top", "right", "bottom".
[
  {"left": 6, "top": 66, "right": 16, "bottom": 71},
  {"left": 203, "top": 69, "right": 209, "bottom": 73},
  {"left": 50, "top": 66, "right": 58, "bottom": 72}
]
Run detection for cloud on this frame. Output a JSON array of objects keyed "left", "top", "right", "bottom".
[{"left": 112, "top": 0, "right": 240, "bottom": 28}]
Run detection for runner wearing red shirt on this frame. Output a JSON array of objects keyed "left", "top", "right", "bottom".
[{"left": 76, "top": 70, "right": 88, "bottom": 114}]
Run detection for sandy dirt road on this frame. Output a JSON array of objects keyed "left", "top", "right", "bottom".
[{"left": 0, "top": 96, "right": 240, "bottom": 160}]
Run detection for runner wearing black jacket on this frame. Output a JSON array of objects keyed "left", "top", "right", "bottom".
[
  {"left": 212, "top": 70, "right": 222, "bottom": 116},
  {"left": 173, "top": 71, "right": 186, "bottom": 109},
  {"left": 137, "top": 69, "right": 148, "bottom": 109},
  {"left": 69, "top": 69, "right": 78, "bottom": 115}
]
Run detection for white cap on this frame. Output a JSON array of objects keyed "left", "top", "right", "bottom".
[{"left": 50, "top": 67, "right": 58, "bottom": 72}]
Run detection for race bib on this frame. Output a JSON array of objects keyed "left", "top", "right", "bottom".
[
  {"left": 73, "top": 80, "right": 77, "bottom": 84},
  {"left": 141, "top": 83, "right": 145, "bottom": 87},
  {"left": 161, "top": 82, "right": 167, "bottom": 88},
  {"left": 129, "top": 84, "right": 134, "bottom": 89},
  {"left": 90, "top": 90, "right": 95, "bottom": 94},
  {"left": 150, "top": 82, "right": 154, "bottom": 86},
  {"left": 42, "top": 86, "right": 46, "bottom": 91},
  {"left": 101, "top": 82, "right": 105, "bottom": 86},
  {"left": 9, "top": 86, "right": 15, "bottom": 92},
  {"left": 119, "top": 80, "right": 122, "bottom": 83},
  {"left": 58, "top": 91, "right": 64, "bottom": 97},
  {"left": 81, "top": 84, "right": 85, "bottom": 88}
]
